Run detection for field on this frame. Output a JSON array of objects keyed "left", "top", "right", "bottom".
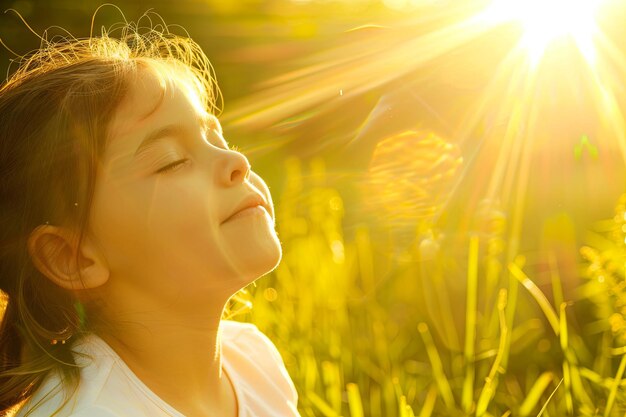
[{"left": 230, "top": 159, "right": 626, "bottom": 416}]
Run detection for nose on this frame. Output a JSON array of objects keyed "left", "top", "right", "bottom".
[{"left": 216, "top": 149, "right": 251, "bottom": 186}]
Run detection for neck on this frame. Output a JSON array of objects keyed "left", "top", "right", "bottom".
[{"left": 95, "top": 297, "right": 237, "bottom": 417}]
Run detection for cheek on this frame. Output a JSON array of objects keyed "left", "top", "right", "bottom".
[
  {"left": 88, "top": 177, "right": 148, "bottom": 263},
  {"left": 141, "top": 179, "right": 224, "bottom": 264},
  {"left": 89, "top": 176, "right": 223, "bottom": 276}
]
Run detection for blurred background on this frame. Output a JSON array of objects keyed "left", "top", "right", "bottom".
[{"left": 3, "top": 0, "right": 626, "bottom": 415}]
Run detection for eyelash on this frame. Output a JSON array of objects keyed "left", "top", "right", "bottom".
[
  {"left": 156, "top": 158, "right": 190, "bottom": 174},
  {"left": 155, "top": 145, "right": 241, "bottom": 174}
]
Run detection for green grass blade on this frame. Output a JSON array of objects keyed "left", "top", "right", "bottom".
[
  {"left": 559, "top": 303, "right": 574, "bottom": 414},
  {"left": 400, "top": 395, "right": 408, "bottom": 417},
  {"left": 462, "top": 235, "right": 479, "bottom": 413},
  {"left": 476, "top": 289, "right": 508, "bottom": 416},
  {"left": 346, "top": 383, "right": 363, "bottom": 417},
  {"left": 322, "top": 361, "right": 342, "bottom": 413},
  {"left": 509, "top": 262, "right": 559, "bottom": 335},
  {"left": 559, "top": 302, "right": 569, "bottom": 352},
  {"left": 418, "top": 385, "right": 437, "bottom": 417},
  {"left": 562, "top": 361, "right": 574, "bottom": 414},
  {"left": 502, "top": 255, "right": 521, "bottom": 371},
  {"left": 519, "top": 372, "right": 553, "bottom": 416},
  {"left": 536, "top": 378, "right": 563, "bottom": 417},
  {"left": 308, "top": 391, "right": 340, "bottom": 417},
  {"left": 548, "top": 251, "right": 564, "bottom": 311},
  {"left": 418, "top": 322, "right": 456, "bottom": 409},
  {"left": 604, "top": 353, "right": 626, "bottom": 417}
]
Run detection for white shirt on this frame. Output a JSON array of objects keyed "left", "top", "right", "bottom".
[{"left": 16, "top": 320, "right": 300, "bottom": 416}]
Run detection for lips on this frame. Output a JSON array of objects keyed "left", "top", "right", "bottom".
[{"left": 222, "top": 193, "right": 271, "bottom": 224}]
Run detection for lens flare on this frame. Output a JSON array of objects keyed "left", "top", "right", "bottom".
[
  {"left": 365, "top": 130, "right": 462, "bottom": 230},
  {"left": 482, "top": 0, "right": 604, "bottom": 66}
]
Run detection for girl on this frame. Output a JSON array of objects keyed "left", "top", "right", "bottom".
[{"left": 0, "top": 12, "right": 300, "bottom": 417}]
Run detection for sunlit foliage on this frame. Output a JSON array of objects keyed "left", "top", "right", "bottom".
[{"left": 226, "top": 161, "right": 626, "bottom": 416}]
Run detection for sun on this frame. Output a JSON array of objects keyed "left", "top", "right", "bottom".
[{"left": 482, "top": 0, "right": 604, "bottom": 67}]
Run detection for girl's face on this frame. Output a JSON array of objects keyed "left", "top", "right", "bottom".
[{"left": 87, "top": 69, "right": 281, "bottom": 308}]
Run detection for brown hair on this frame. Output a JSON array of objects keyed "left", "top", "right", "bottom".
[{"left": 0, "top": 11, "right": 221, "bottom": 414}]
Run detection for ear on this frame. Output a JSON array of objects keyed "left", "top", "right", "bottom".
[{"left": 27, "top": 225, "right": 110, "bottom": 291}]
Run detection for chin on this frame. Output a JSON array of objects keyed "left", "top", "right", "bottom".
[
  {"left": 226, "top": 232, "right": 282, "bottom": 288},
  {"left": 246, "top": 235, "right": 282, "bottom": 279}
]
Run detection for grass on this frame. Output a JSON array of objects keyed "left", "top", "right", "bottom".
[{"left": 227, "top": 156, "right": 626, "bottom": 416}]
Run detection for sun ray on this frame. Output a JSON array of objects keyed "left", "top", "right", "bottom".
[
  {"left": 221, "top": 0, "right": 626, "bottom": 264},
  {"left": 222, "top": 5, "right": 505, "bottom": 129}
]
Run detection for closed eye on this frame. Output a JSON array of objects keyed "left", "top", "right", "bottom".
[{"left": 156, "top": 158, "right": 190, "bottom": 174}]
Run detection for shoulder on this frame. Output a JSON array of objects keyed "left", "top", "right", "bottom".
[
  {"left": 14, "top": 381, "right": 118, "bottom": 417},
  {"left": 221, "top": 320, "right": 285, "bottom": 365},
  {"left": 221, "top": 320, "right": 298, "bottom": 404},
  {"left": 15, "top": 335, "right": 139, "bottom": 417}
]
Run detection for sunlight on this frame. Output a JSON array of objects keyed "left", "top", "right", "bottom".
[{"left": 483, "top": 0, "right": 604, "bottom": 67}]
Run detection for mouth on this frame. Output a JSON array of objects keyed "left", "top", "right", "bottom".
[
  {"left": 224, "top": 205, "right": 268, "bottom": 223},
  {"left": 222, "top": 194, "right": 272, "bottom": 224}
]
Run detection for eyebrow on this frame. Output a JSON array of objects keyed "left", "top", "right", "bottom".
[{"left": 133, "top": 113, "right": 222, "bottom": 159}]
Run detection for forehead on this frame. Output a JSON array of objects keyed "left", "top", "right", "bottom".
[{"left": 108, "top": 69, "right": 213, "bottom": 140}]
